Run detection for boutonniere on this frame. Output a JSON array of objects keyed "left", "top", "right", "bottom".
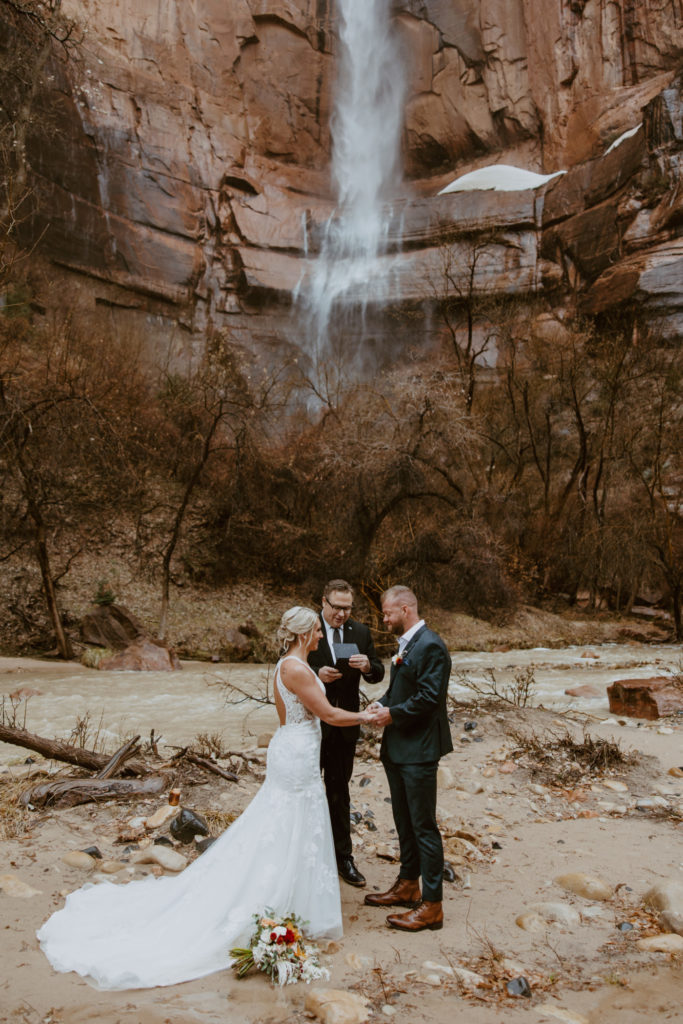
[{"left": 392, "top": 653, "right": 406, "bottom": 667}]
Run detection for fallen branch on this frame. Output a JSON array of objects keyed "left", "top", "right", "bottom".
[
  {"left": 97, "top": 736, "right": 141, "bottom": 779},
  {"left": 20, "top": 774, "right": 168, "bottom": 809},
  {"left": 0, "top": 722, "right": 147, "bottom": 776},
  {"left": 184, "top": 752, "right": 238, "bottom": 782}
]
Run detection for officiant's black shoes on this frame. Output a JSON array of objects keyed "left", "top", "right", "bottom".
[
  {"left": 364, "top": 875, "right": 421, "bottom": 907},
  {"left": 387, "top": 900, "right": 444, "bottom": 932},
  {"left": 338, "top": 856, "right": 366, "bottom": 887}
]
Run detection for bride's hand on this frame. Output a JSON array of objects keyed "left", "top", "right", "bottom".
[{"left": 359, "top": 708, "right": 378, "bottom": 725}]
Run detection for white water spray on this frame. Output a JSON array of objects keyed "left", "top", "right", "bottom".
[{"left": 297, "top": 0, "right": 405, "bottom": 363}]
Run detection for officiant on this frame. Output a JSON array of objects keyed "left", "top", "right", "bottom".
[{"left": 308, "top": 579, "right": 385, "bottom": 887}]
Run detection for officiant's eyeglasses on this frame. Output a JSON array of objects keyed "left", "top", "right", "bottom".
[{"left": 324, "top": 597, "right": 353, "bottom": 614}]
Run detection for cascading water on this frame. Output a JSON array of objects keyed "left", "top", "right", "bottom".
[{"left": 296, "top": 0, "right": 405, "bottom": 370}]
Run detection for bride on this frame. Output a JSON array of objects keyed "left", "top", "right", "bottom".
[{"left": 37, "top": 606, "right": 376, "bottom": 990}]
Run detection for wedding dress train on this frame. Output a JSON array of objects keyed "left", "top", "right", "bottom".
[{"left": 37, "top": 656, "right": 342, "bottom": 989}]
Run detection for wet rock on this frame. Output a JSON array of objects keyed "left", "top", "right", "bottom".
[
  {"left": 350, "top": 810, "right": 363, "bottom": 824},
  {"left": 643, "top": 880, "right": 683, "bottom": 935},
  {"left": 0, "top": 873, "right": 42, "bottom": 898},
  {"left": 636, "top": 933, "right": 683, "bottom": 953},
  {"left": 169, "top": 808, "right": 209, "bottom": 844},
  {"left": 564, "top": 685, "right": 602, "bottom": 698},
  {"left": 606, "top": 677, "right": 683, "bottom": 719},
  {"left": 359, "top": 776, "right": 372, "bottom": 787},
  {"left": 527, "top": 901, "right": 581, "bottom": 926},
  {"left": 554, "top": 872, "right": 614, "bottom": 901},
  {"left": 506, "top": 976, "right": 532, "bottom": 997},
  {"left": 130, "top": 846, "right": 187, "bottom": 872},
  {"left": 9, "top": 686, "right": 43, "bottom": 700},
  {"left": 442, "top": 861, "right": 457, "bottom": 883},
  {"left": 61, "top": 851, "right": 96, "bottom": 871},
  {"left": 304, "top": 988, "right": 370, "bottom": 1024},
  {"left": 195, "top": 837, "right": 217, "bottom": 854},
  {"left": 81, "top": 845, "right": 103, "bottom": 858},
  {"left": 100, "top": 638, "right": 181, "bottom": 672},
  {"left": 153, "top": 836, "right": 174, "bottom": 847},
  {"left": 464, "top": 720, "right": 477, "bottom": 731}
]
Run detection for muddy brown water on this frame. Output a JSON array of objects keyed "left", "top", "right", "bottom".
[{"left": 0, "top": 642, "right": 681, "bottom": 763}]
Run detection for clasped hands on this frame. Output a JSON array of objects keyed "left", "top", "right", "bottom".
[{"left": 361, "top": 702, "right": 392, "bottom": 728}]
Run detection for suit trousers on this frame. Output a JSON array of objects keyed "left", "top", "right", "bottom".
[
  {"left": 382, "top": 757, "right": 443, "bottom": 902},
  {"left": 320, "top": 727, "right": 356, "bottom": 860}
]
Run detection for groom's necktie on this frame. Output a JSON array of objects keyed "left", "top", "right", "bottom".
[{"left": 333, "top": 627, "right": 341, "bottom": 645}]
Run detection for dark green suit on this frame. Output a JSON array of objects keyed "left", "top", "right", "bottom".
[{"left": 379, "top": 624, "right": 452, "bottom": 901}]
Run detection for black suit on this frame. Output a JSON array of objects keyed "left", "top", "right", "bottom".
[
  {"left": 308, "top": 615, "right": 384, "bottom": 860},
  {"left": 378, "top": 624, "right": 452, "bottom": 902}
]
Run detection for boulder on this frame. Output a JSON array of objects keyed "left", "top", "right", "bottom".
[
  {"left": 80, "top": 603, "right": 146, "bottom": 650},
  {"left": 99, "top": 639, "right": 181, "bottom": 672},
  {"left": 643, "top": 880, "right": 683, "bottom": 935},
  {"left": 606, "top": 677, "right": 683, "bottom": 719},
  {"left": 304, "top": 989, "right": 370, "bottom": 1024},
  {"left": 221, "top": 628, "right": 252, "bottom": 661}
]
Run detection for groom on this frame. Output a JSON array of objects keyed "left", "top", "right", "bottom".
[
  {"left": 365, "top": 585, "right": 452, "bottom": 931},
  {"left": 308, "top": 579, "right": 385, "bottom": 887}
]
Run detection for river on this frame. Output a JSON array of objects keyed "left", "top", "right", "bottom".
[{"left": 1, "top": 641, "right": 681, "bottom": 763}]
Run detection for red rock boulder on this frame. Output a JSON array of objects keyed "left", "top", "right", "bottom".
[
  {"left": 99, "top": 639, "right": 181, "bottom": 672},
  {"left": 606, "top": 677, "right": 683, "bottom": 720}
]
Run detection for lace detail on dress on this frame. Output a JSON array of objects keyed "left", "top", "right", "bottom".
[{"left": 275, "top": 655, "right": 322, "bottom": 725}]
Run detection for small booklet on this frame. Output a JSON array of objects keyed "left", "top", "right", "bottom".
[{"left": 333, "top": 642, "right": 359, "bottom": 665}]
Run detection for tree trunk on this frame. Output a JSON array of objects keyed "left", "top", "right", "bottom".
[{"left": 0, "top": 722, "right": 146, "bottom": 774}]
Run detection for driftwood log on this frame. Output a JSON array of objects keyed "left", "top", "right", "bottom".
[
  {"left": 0, "top": 722, "right": 147, "bottom": 775},
  {"left": 21, "top": 774, "right": 168, "bottom": 809},
  {"left": 184, "top": 752, "right": 238, "bottom": 782}
]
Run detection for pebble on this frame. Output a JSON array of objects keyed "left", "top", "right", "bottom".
[
  {"left": 145, "top": 804, "right": 178, "bottom": 829},
  {"left": 130, "top": 846, "right": 187, "bottom": 872},
  {"left": 451, "top": 966, "right": 484, "bottom": 988},
  {"left": 381, "top": 1006, "right": 396, "bottom": 1017},
  {"left": 601, "top": 779, "right": 629, "bottom": 793},
  {"left": 99, "top": 860, "right": 127, "bottom": 874},
  {"left": 61, "top": 851, "right": 96, "bottom": 871},
  {"left": 437, "top": 766, "right": 455, "bottom": 788},
  {"left": 636, "top": 933, "right": 683, "bottom": 953},
  {"left": 554, "top": 872, "right": 614, "bottom": 901},
  {"left": 0, "top": 873, "right": 42, "bottom": 898},
  {"left": 375, "top": 843, "right": 399, "bottom": 861},
  {"left": 417, "top": 973, "right": 442, "bottom": 986},
  {"left": 256, "top": 732, "right": 273, "bottom": 747},
  {"left": 657, "top": 726, "right": 674, "bottom": 735},
  {"left": 498, "top": 761, "right": 517, "bottom": 774},
  {"left": 482, "top": 766, "right": 496, "bottom": 778},
  {"left": 668, "top": 766, "right": 683, "bottom": 778}
]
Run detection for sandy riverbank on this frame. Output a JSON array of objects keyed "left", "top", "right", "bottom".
[{"left": 1, "top": 652, "right": 682, "bottom": 1024}]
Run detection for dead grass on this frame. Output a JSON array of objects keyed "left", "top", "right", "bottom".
[{"left": 0, "top": 777, "right": 33, "bottom": 839}]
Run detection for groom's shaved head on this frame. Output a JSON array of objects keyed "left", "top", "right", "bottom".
[{"left": 381, "top": 585, "right": 417, "bottom": 608}]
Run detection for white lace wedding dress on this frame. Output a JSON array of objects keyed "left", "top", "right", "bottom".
[{"left": 37, "top": 656, "right": 342, "bottom": 989}]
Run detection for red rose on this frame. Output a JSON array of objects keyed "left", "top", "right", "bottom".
[{"left": 284, "top": 928, "right": 296, "bottom": 943}]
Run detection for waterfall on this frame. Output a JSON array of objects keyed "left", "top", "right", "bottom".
[{"left": 296, "top": 0, "right": 405, "bottom": 368}]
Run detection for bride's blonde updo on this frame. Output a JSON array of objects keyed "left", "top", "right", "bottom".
[{"left": 277, "top": 606, "right": 318, "bottom": 653}]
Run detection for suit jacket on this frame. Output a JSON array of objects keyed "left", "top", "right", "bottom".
[
  {"left": 378, "top": 624, "right": 453, "bottom": 764},
  {"left": 308, "top": 614, "right": 385, "bottom": 742}
]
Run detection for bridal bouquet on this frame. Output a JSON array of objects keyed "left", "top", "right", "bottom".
[{"left": 230, "top": 910, "right": 330, "bottom": 986}]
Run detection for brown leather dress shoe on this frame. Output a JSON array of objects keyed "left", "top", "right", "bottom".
[
  {"left": 386, "top": 900, "right": 444, "bottom": 932},
  {"left": 364, "top": 876, "right": 421, "bottom": 908}
]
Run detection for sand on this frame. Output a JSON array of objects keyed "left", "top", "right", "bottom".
[{"left": 1, "top": 678, "right": 682, "bottom": 1023}]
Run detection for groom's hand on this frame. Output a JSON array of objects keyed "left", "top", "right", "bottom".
[{"left": 366, "top": 703, "right": 392, "bottom": 727}]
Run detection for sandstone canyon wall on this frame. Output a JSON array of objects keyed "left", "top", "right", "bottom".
[{"left": 2, "top": 0, "right": 682, "bottom": 364}]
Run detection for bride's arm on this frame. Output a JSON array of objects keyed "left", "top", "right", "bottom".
[{"left": 280, "top": 660, "right": 373, "bottom": 726}]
